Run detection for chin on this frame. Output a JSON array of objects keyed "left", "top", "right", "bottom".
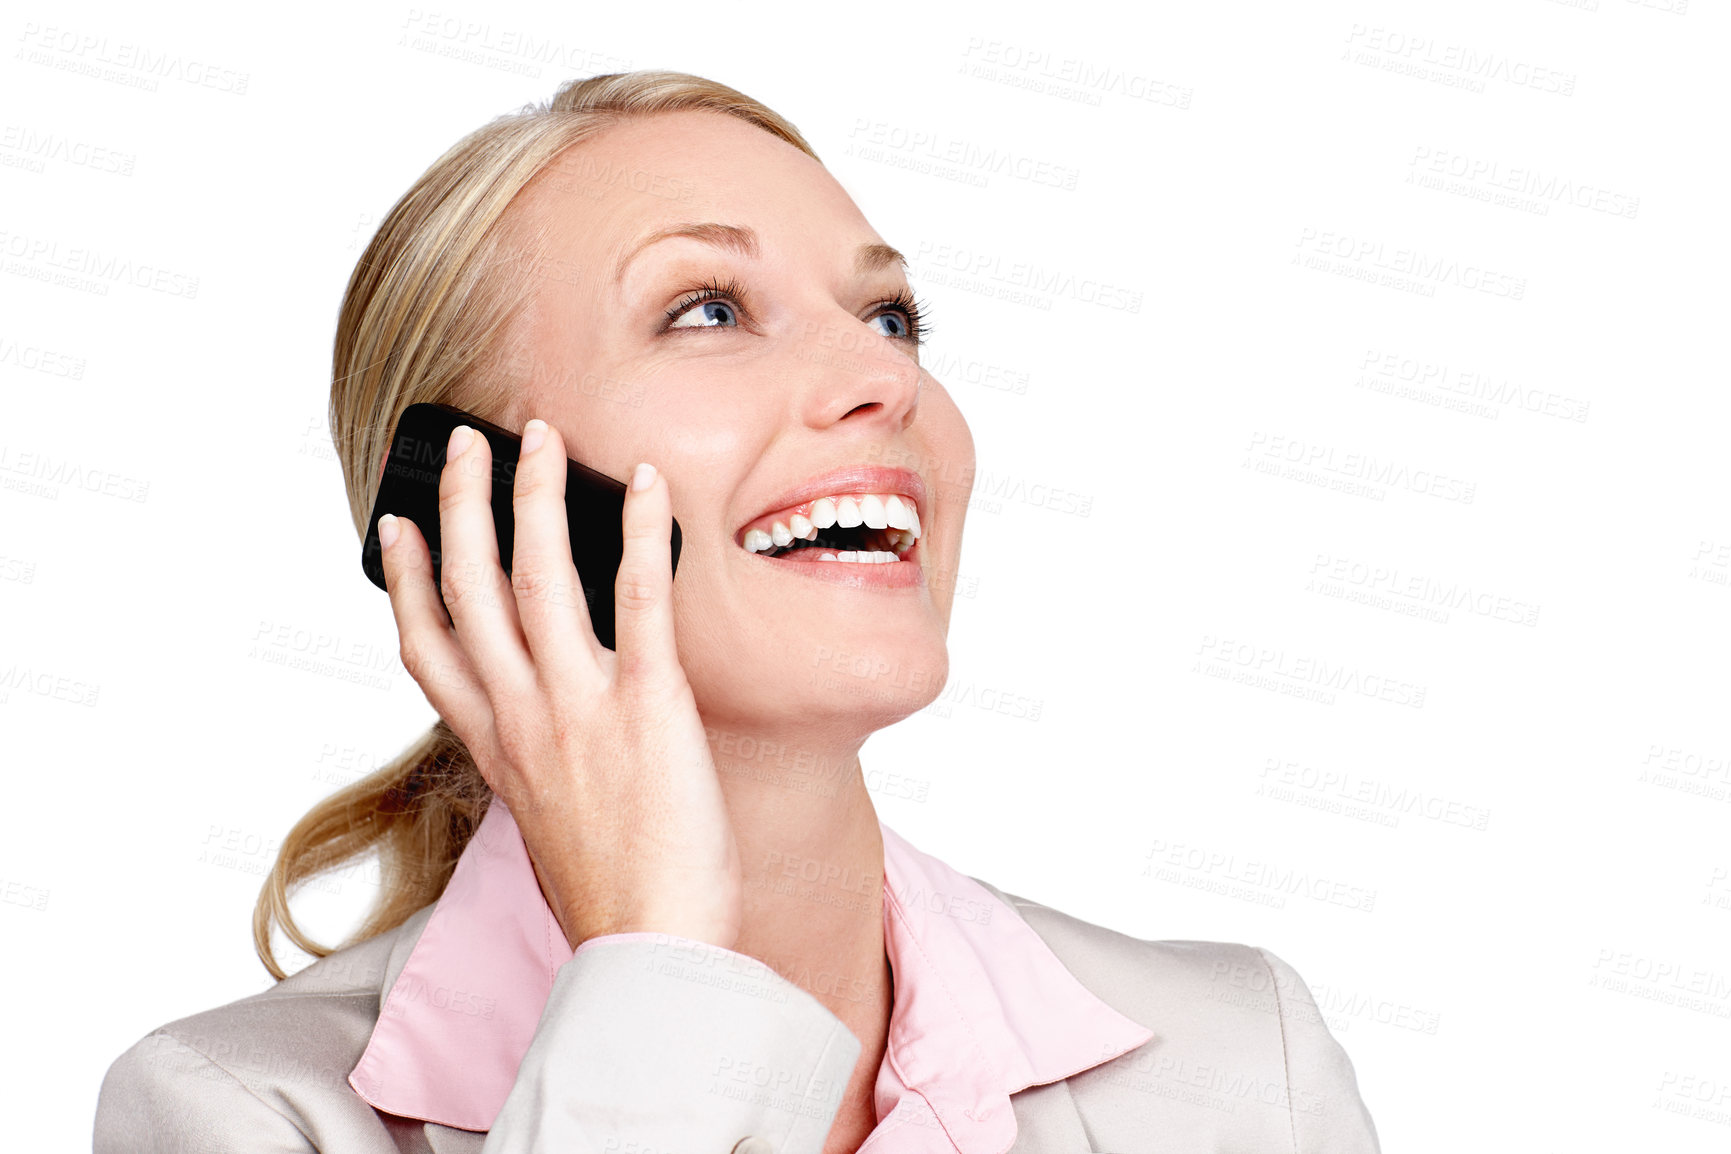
[
  {"left": 803, "top": 630, "right": 950, "bottom": 727},
  {"left": 691, "top": 621, "right": 950, "bottom": 738}
]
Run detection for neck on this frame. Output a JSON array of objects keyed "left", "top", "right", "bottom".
[
  {"left": 706, "top": 715, "right": 894, "bottom": 1121},
  {"left": 707, "top": 716, "right": 886, "bottom": 985}
]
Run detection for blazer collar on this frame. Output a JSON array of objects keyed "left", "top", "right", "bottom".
[{"left": 350, "top": 801, "right": 1152, "bottom": 1147}]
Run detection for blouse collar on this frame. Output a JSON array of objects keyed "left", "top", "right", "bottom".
[{"left": 348, "top": 800, "right": 1152, "bottom": 1149}]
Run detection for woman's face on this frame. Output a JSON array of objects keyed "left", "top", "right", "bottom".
[{"left": 493, "top": 110, "right": 975, "bottom": 738}]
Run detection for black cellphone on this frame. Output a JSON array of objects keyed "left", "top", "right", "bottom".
[{"left": 360, "top": 402, "right": 682, "bottom": 651}]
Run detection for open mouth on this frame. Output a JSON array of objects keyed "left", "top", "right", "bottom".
[{"left": 737, "top": 493, "right": 922, "bottom": 564}]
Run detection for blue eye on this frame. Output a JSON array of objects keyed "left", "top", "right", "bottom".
[
  {"left": 668, "top": 298, "right": 739, "bottom": 328},
  {"left": 660, "top": 276, "right": 931, "bottom": 346},
  {"left": 871, "top": 288, "right": 930, "bottom": 345},
  {"left": 664, "top": 276, "right": 749, "bottom": 331},
  {"left": 871, "top": 311, "right": 912, "bottom": 339}
]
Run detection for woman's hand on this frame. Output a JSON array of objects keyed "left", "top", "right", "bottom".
[{"left": 376, "top": 418, "right": 743, "bottom": 952}]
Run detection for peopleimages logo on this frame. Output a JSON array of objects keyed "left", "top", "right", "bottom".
[
  {"left": 846, "top": 119, "right": 1082, "bottom": 191},
  {"left": 1342, "top": 24, "right": 1577, "bottom": 96},
  {"left": 1407, "top": 146, "right": 1640, "bottom": 220},
  {"left": 1194, "top": 633, "right": 1428, "bottom": 709},
  {"left": 14, "top": 23, "right": 250, "bottom": 94},
  {"left": 1244, "top": 431, "right": 1478, "bottom": 505},
  {"left": 1293, "top": 228, "right": 1526, "bottom": 301},
  {"left": 0, "top": 230, "right": 199, "bottom": 299},
  {"left": 908, "top": 241, "right": 1143, "bottom": 313},
  {"left": 957, "top": 38, "right": 1194, "bottom": 110}
]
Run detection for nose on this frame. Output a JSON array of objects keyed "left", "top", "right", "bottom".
[{"left": 794, "top": 310, "right": 923, "bottom": 433}]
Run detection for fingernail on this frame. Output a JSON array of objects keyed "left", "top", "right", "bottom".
[
  {"left": 522, "top": 418, "right": 546, "bottom": 454},
  {"left": 448, "top": 425, "right": 474, "bottom": 458},
  {"left": 379, "top": 513, "right": 400, "bottom": 551},
  {"left": 631, "top": 462, "right": 656, "bottom": 491}
]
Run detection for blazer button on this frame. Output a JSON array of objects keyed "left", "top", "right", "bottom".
[{"left": 731, "top": 1139, "right": 774, "bottom": 1154}]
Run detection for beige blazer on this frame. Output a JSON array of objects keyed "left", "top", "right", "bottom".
[{"left": 94, "top": 876, "right": 1381, "bottom": 1152}]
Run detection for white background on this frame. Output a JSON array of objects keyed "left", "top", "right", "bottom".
[{"left": 3, "top": 0, "right": 1728, "bottom": 1149}]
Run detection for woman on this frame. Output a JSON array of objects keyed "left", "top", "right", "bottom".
[{"left": 95, "top": 70, "right": 1380, "bottom": 1153}]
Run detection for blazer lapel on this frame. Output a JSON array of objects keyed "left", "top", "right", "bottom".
[
  {"left": 967, "top": 873, "right": 1112, "bottom": 1153},
  {"left": 423, "top": 1123, "right": 486, "bottom": 1154},
  {"left": 414, "top": 1091, "right": 1091, "bottom": 1154},
  {"left": 1008, "top": 1077, "right": 1095, "bottom": 1152}
]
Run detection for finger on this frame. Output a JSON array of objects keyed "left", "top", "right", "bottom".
[
  {"left": 611, "top": 461, "right": 680, "bottom": 688},
  {"left": 377, "top": 510, "right": 494, "bottom": 747},
  {"left": 437, "top": 423, "right": 536, "bottom": 704},
  {"left": 510, "top": 417, "right": 606, "bottom": 681}
]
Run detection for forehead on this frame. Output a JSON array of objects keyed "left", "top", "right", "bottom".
[{"left": 507, "top": 110, "right": 873, "bottom": 283}]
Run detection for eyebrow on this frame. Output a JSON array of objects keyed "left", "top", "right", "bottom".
[{"left": 612, "top": 221, "right": 907, "bottom": 285}]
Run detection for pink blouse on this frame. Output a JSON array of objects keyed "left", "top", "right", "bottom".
[{"left": 348, "top": 801, "right": 1153, "bottom": 1152}]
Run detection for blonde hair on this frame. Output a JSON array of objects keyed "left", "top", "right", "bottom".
[{"left": 254, "top": 70, "right": 820, "bottom": 980}]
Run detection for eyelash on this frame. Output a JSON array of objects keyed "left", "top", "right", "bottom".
[{"left": 662, "top": 277, "right": 933, "bottom": 345}]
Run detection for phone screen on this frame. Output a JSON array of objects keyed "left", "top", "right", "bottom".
[{"left": 359, "top": 402, "right": 682, "bottom": 650}]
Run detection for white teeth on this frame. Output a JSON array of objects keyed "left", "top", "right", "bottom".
[
  {"left": 838, "top": 551, "right": 858, "bottom": 562},
  {"left": 740, "top": 492, "right": 922, "bottom": 554},
  {"left": 819, "top": 552, "right": 838, "bottom": 561}
]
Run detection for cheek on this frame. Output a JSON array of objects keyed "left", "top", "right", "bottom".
[
  {"left": 534, "top": 385, "right": 743, "bottom": 498},
  {"left": 935, "top": 388, "right": 976, "bottom": 464},
  {"left": 638, "top": 397, "right": 768, "bottom": 522},
  {"left": 546, "top": 399, "right": 641, "bottom": 481},
  {"left": 668, "top": 576, "right": 727, "bottom": 670},
  {"left": 924, "top": 397, "right": 977, "bottom": 516}
]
